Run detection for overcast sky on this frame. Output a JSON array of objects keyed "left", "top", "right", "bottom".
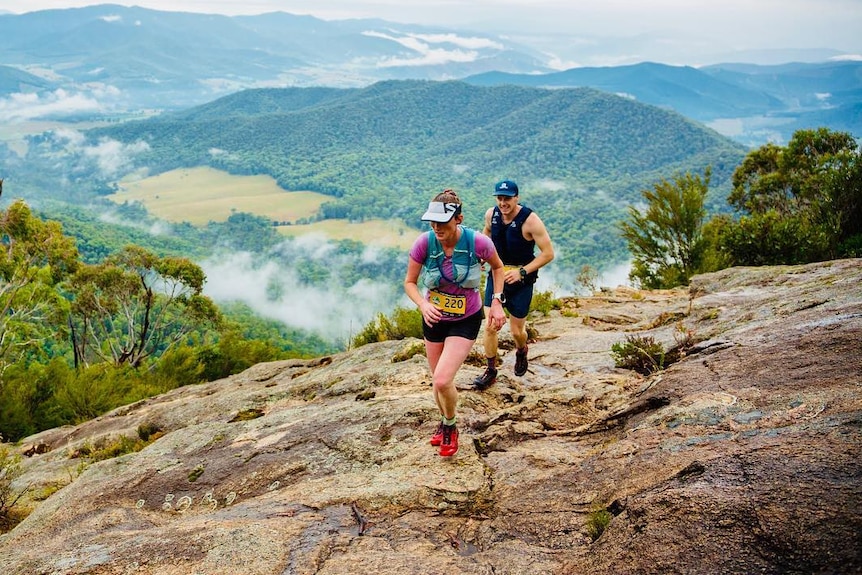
[{"left": 3, "top": 0, "right": 862, "bottom": 57}]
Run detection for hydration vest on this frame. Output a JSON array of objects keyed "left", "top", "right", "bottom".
[{"left": 420, "top": 226, "right": 482, "bottom": 290}]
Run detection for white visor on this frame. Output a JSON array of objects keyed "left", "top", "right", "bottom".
[{"left": 421, "top": 201, "right": 460, "bottom": 223}]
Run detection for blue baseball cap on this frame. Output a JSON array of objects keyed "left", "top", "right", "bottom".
[{"left": 494, "top": 180, "right": 519, "bottom": 197}]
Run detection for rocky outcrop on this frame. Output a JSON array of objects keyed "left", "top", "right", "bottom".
[{"left": 1, "top": 259, "right": 860, "bottom": 575}]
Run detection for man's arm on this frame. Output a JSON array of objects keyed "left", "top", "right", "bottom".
[
  {"left": 522, "top": 212, "right": 554, "bottom": 274},
  {"left": 482, "top": 207, "right": 493, "bottom": 237}
]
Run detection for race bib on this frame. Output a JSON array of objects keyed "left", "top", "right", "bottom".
[{"left": 428, "top": 290, "right": 466, "bottom": 316}]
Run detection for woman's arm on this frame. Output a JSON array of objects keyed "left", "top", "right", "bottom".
[
  {"left": 404, "top": 256, "right": 441, "bottom": 325},
  {"left": 484, "top": 251, "right": 507, "bottom": 330}
]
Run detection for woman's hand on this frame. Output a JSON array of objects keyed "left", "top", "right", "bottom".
[
  {"left": 489, "top": 300, "right": 506, "bottom": 330},
  {"left": 419, "top": 300, "right": 442, "bottom": 325}
]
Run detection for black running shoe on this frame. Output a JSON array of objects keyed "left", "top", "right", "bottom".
[
  {"left": 473, "top": 367, "right": 497, "bottom": 390},
  {"left": 514, "top": 346, "right": 529, "bottom": 376}
]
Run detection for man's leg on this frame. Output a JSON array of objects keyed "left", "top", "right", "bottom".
[
  {"left": 482, "top": 306, "right": 500, "bottom": 359},
  {"left": 507, "top": 284, "right": 533, "bottom": 376},
  {"left": 510, "top": 315, "right": 530, "bottom": 376},
  {"left": 509, "top": 315, "right": 528, "bottom": 350},
  {"left": 473, "top": 306, "right": 499, "bottom": 389}
]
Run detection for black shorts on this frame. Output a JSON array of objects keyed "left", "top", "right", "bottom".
[
  {"left": 483, "top": 278, "right": 534, "bottom": 319},
  {"left": 422, "top": 309, "right": 484, "bottom": 343}
]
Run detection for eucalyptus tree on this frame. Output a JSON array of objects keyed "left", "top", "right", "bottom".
[
  {"left": 67, "top": 245, "right": 222, "bottom": 368},
  {"left": 0, "top": 200, "right": 79, "bottom": 377},
  {"left": 619, "top": 169, "right": 711, "bottom": 289},
  {"left": 724, "top": 128, "right": 862, "bottom": 264}
]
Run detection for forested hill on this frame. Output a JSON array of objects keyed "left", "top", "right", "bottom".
[{"left": 89, "top": 80, "right": 749, "bottom": 273}]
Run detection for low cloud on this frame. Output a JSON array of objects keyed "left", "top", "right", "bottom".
[
  {"left": 201, "top": 241, "right": 405, "bottom": 344},
  {"left": 362, "top": 29, "right": 498, "bottom": 67},
  {"left": 0, "top": 85, "right": 122, "bottom": 122},
  {"left": 48, "top": 129, "right": 150, "bottom": 179},
  {"left": 99, "top": 208, "right": 172, "bottom": 236},
  {"left": 535, "top": 179, "right": 566, "bottom": 191},
  {"left": 405, "top": 32, "right": 503, "bottom": 51},
  {"left": 537, "top": 255, "right": 632, "bottom": 297},
  {"left": 599, "top": 261, "right": 633, "bottom": 290},
  {"left": 84, "top": 138, "right": 151, "bottom": 178},
  {"left": 544, "top": 54, "right": 581, "bottom": 70},
  {"left": 0, "top": 90, "right": 100, "bottom": 122}
]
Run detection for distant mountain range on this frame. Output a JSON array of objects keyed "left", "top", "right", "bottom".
[
  {"left": 1, "top": 5, "right": 860, "bottom": 146},
  {"left": 464, "top": 61, "right": 862, "bottom": 146},
  {"left": 0, "top": 5, "right": 549, "bottom": 108}
]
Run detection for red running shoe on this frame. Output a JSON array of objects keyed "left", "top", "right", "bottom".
[
  {"left": 430, "top": 421, "right": 444, "bottom": 446},
  {"left": 439, "top": 424, "right": 459, "bottom": 457}
]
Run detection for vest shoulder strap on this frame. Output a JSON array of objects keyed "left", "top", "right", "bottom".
[{"left": 426, "top": 227, "right": 476, "bottom": 261}]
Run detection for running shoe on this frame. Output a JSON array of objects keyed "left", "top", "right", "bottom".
[
  {"left": 472, "top": 367, "right": 497, "bottom": 390},
  {"left": 514, "top": 346, "right": 529, "bottom": 376},
  {"left": 439, "top": 424, "right": 459, "bottom": 457},
  {"left": 430, "top": 421, "right": 444, "bottom": 446}
]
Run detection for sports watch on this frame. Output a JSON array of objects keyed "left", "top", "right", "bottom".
[
  {"left": 519, "top": 267, "right": 528, "bottom": 280},
  {"left": 492, "top": 292, "right": 506, "bottom": 304}
]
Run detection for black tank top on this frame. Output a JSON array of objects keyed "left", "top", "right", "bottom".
[{"left": 490, "top": 206, "right": 536, "bottom": 274}]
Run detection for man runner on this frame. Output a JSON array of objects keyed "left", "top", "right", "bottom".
[{"left": 474, "top": 179, "right": 555, "bottom": 388}]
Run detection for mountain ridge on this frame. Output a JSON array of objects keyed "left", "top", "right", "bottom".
[
  {"left": 463, "top": 60, "right": 862, "bottom": 144},
  {"left": 0, "top": 5, "right": 550, "bottom": 108},
  {"left": 1, "top": 5, "right": 859, "bottom": 147}
]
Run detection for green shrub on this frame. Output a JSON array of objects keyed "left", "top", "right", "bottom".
[
  {"left": 137, "top": 422, "right": 164, "bottom": 442},
  {"left": 53, "top": 364, "right": 131, "bottom": 423},
  {"left": 153, "top": 344, "right": 206, "bottom": 388},
  {"left": 586, "top": 508, "right": 612, "bottom": 541},
  {"left": 196, "top": 330, "right": 286, "bottom": 382},
  {"left": 229, "top": 408, "right": 265, "bottom": 422},
  {"left": 352, "top": 306, "right": 422, "bottom": 347},
  {"left": 0, "top": 443, "right": 29, "bottom": 533},
  {"left": 84, "top": 435, "right": 148, "bottom": 462},
  {"left": 839, "top": 233, "right": 862, "bottom": 258},
  {"left": 391, "top": 340, "right": 426, "bottom": 363},
  {"left": 576, "top": 265, "right": 599, "bottom": 294},
  {"left": 188, "top": 464, "right": 205, "bottom": 482},
  {"left": 530, "top": 289, "right": 562, "bottom": 315},
  {"left": 611, "top": 334, "right": 665, "bottom": 375},
  {"left": 0, "top": 358, "right": 73, "bottom": 442}
]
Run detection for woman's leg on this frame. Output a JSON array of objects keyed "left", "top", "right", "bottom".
[
  {"left": 430, "top": 336, "right": 474, "bottom": 419},
  {"left": 424, "top": 339, "right": 445, "bottom": 414}
]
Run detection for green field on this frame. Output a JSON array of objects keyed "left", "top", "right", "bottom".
[
  {"left": 277, "top": 219, "right": 418, "bottom": 250},
  {"left": 111, "top": 166, "right": 418, "bottom": 249},
  {"left": 111, "top": 167, "right": 328, "bottom": 225}
]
